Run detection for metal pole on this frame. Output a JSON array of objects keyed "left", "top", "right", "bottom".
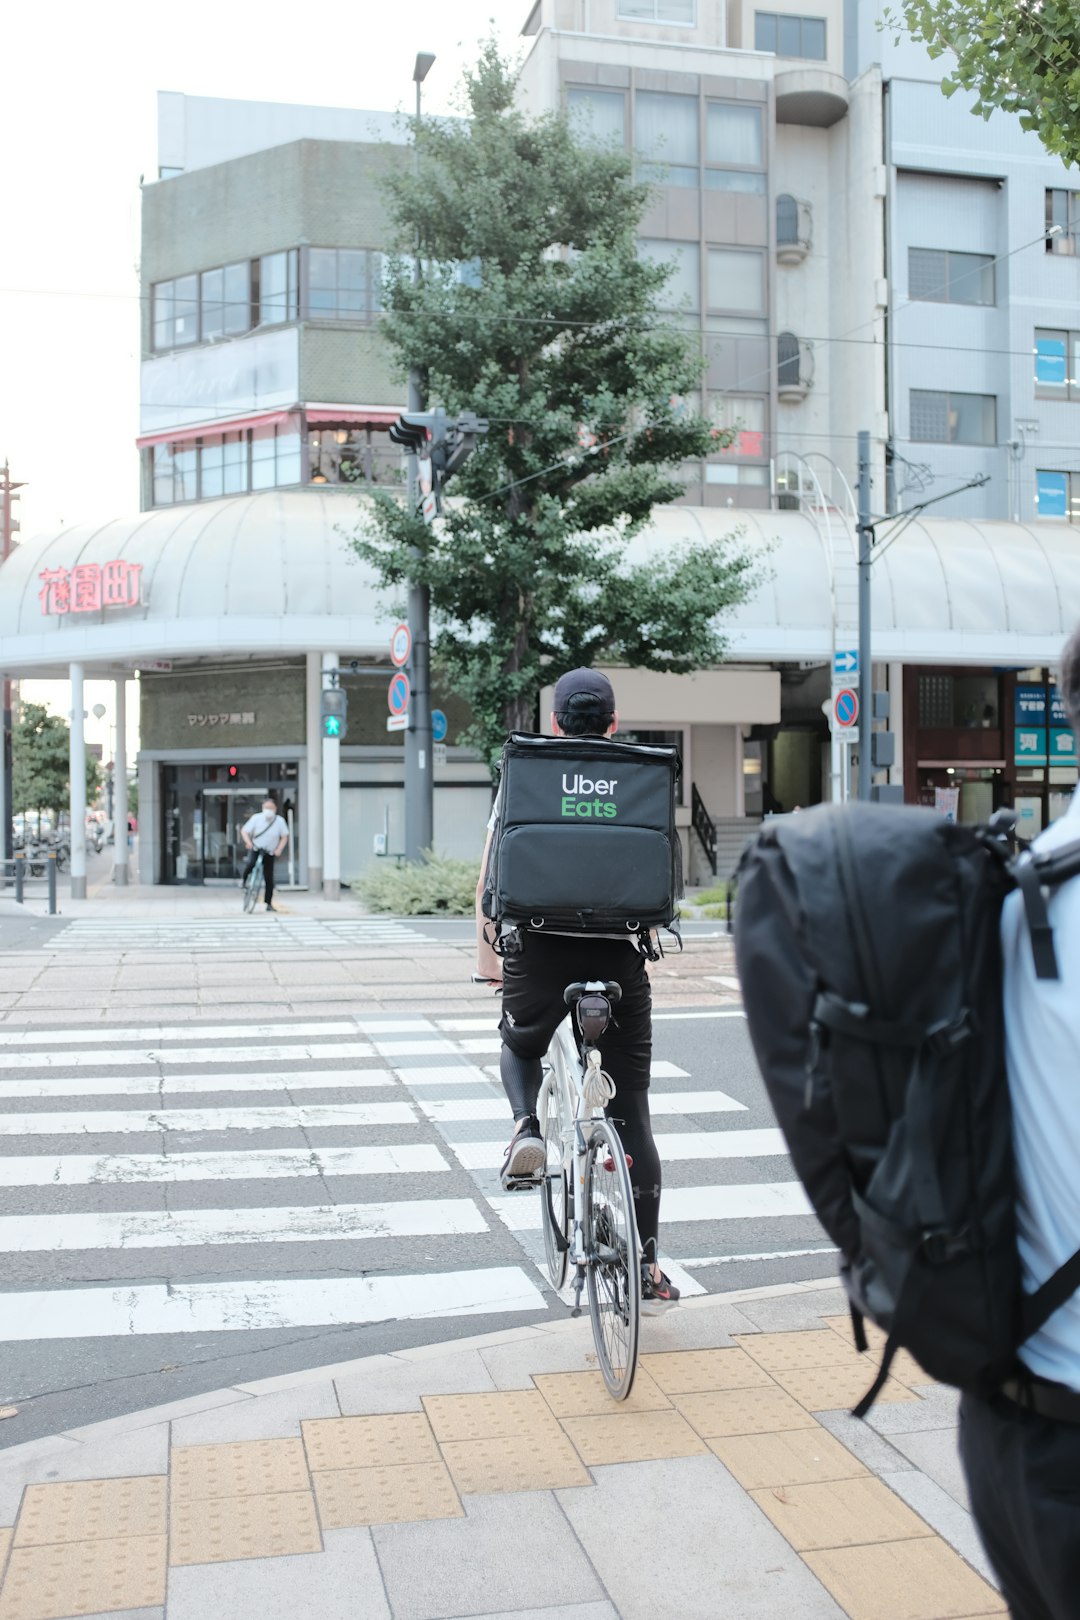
[
  {"left": 321, "top": 653, "right": 341, "bottom": 900},
  {"left": 47, "top": 852, "right": 57, "bottom": 916},
  {"left": 14, "top": 852, "right": 23, "bottom": 905},
  {"left": 857, "top": 430, "right": 873, "bottom": 802},
  {"left": 69, "top": 662, "right": 88, "bottom": 899},
  {"left": 404, "top": 69, "right": 434, "bottom": 862},
  {"left": 0, "top": 678, "right": 10, "bottom": 887},
  {"left": 112, "top": 676, "right": 129, "bottom": 885}
]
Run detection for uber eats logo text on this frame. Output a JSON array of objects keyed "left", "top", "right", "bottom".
[{"left": 560, "top": 773, "right": 618, "bottom": 819}]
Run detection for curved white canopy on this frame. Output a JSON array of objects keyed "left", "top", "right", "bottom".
[{"left": 1, "top": 489, "right": 1077, "bottom": 676}]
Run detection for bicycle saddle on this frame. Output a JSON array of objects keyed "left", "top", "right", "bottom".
[{"left": 564, "top": 980, "right": 622, "bottom": 1047}]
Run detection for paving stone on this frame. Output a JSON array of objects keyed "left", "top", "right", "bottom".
[
  {"left": 816, "top": 1410, "right": 918, "bottom": 1476},
  {"left": 334, "top": 1350, "right": 497, "bottom": 1413},
  {"left": 313, "top": 1460, "right": 462, "bottom": 1527},
  {"left": 882, "top": 1470, "right": 997, "bottom": 1588},
  {"left": 171, "top": 1382, "right": 340, "bottom": 1445},
  {"left": 561, "top": 1409, "right": 708, "bottom": 1466},
  {"left": 0, "top": 1428, "right": 168, "bottom": 1525},
  {"left": 673, "top": 1386, "right": 817, "bottom": 1437},
  {"left": 302, "top": 1414, "right": 440, "bottom": 1472},
  {"left": 631, "top": 1302, "right": 758, "bottom": 1351},
  {"left": 886, "top": 1427, "right": 971, "bottom": 1508},
  {"left": 732, "top": 1289, "right": 849, "bottom": 1332},
  {"left": 169, "top": 1490, "right": 321, "bottom": 1567},
  {"left": 865, "top": 1385, "right": 962, "bottom": 1435},
  {"left": 749, "top": 1474, "right": 934, "bottom": 1550},
  {"left": 14, "top": 1477, "right": 166, "bottom": 1547},
  {"left": 640, "top": 1348, "right": 776, "bottom": 1395},
  {"left": 559, "top": 1454, "right": 845, "bottom": 1620},
  {"left": 451, "top": 1607, "right": 617, "bottom": 1620},
  {"left": 768, "top": 1364, "right": 918, "bottom": 1411},
  {"left": 0, "top": 1535, "right": 166, "bottom": 1620},
  {"left": 372, "top": 1489, "right": 605, "bottom": 1620},
  {"left": 167, "top": 1528, "right": 390, "bottom": 1620},
  {"left": 735, "top": 1330, "right": 865, "bottom": 1372},
  {"left": 170, "top": 1439, "right": 309, "bottom": 1502},
  {"left": 803, "top": 1536, "right": 1006, "bottom": 1619},
  {"left": 479, "top": 1333, "right": 601, "bottom": 1390},
  {"left": 709, "top": 1426, "right": 869, "bottom": 1489},
  {"left": 534, "top": 1369, "right": 670, "bottom": 1417},
  {"left": 423, "top": 1391, "right": 562, "bottom": 1445},
  {"left": 441, "top": 1432, "right": 591, "bottom": 1494}
]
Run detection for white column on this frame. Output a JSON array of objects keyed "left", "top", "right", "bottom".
[
  {"left": 305, "top": 653, "right": 324, "bottom": 891},
  {"left": 888, "top": 661, "right": 905, "bottom": 791},
  {"left": 112, "top": 677, "right": 129, "bottom": 885},
  {"left": 321, "top": 652, "right": 340, "bottom": 900},
  {"left": 69, "top": 663, "right": 87, "bottom": 900}
]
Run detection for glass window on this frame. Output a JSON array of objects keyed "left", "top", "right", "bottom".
[
  {"left": 910, "top": 389, "right": 995, "bottom": 444},
  {"left": 706, "top": 103, "right": 763, "bottom": 167},
  {"left": 258, "top": 249, "right": 299, "bottom": 324},
  {"left": 908, "top": 248, "right": 948, "bottom": 302},
  {"left": 617, "top": 0, "right": 696, "bottom": 20},
  {"left": 638, "top": 238, "right": 700, "bottom": 310},
  {"left": 705, "top": 170, "right": 766, "bottom": 193},
  {"left": 251, "top": 426, "right": 277, "bottom": 491},
  {"left": 754, "top": 11, "right": 827, "bottom": 58},
  {"left": 222, "top": 435, "right": 247, "bottom": 495},
  {"left": 1037, "top": 470, "right": 1068, "bottom": 518},
  {"left": 223, "top": 261, "right": 250, "bottom": 334},
  {"left": 778, "top": 15, "right": 802, "bottom": 54},
  {"left": 705, "top": 463, "right": 769, "bottom": 484},
  {"left": 709, "top": 393, "right": 767, "bottom": 456},
  {"left": 707, "top": 248, "right": 764, "bottom": 313},
  {"left": 776, "top": 193, "right": 799, "bottom": 245},
  {"left": 172, "top": 275, "right": 198, "bottom": 347},
  {"left": 200, "top": 438, "right": 224, "bottom": 498},
  {"left": 152, "top": 281, "right": 174, "bottom": 351},
  {"left": 1046, "top": 189, "right": 1080, "bottom": 255},
  {"left": 909, "top": 248, "right": 993, "bottom": 305},
  {"left": 200, "top": 267, "right": 225, "bottom": 339},
  {"left": 754, "top": 11, "right": 777, "bottom": 49},
  {"left": 307, "top": 248, "right": 376, "bottom": 321},
  {"left": 801, "top": 16, "right": 826, "bottom": 57},
  {"left": 635, "top": 91, "right": 699, "bottom": 187},
  {"left": 567, "top": 87, "right": 626, "bottom": 146},
  {"left": 275, "top": 431, "right": 303, "bottom": 487},
  {"left": 777, "top": 330, "right": 801, "bottom": 387},
  {"left": 1035, "top": 329, "right": 1068, "bottom": 393}
]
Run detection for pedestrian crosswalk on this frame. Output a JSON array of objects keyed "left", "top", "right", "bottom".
[{"left": 46, "top": 917, "right": 445, "bottom": 952}]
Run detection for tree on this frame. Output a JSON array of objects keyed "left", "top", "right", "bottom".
[
  {"left": 350, "top": 44, "right": 757, "bottom": 765},
  {"left": 885, "top": 0, "right": 1080, "bottom": 165},
  {"left": 11, "top": 702, "right": 101, "bottom": 829}
]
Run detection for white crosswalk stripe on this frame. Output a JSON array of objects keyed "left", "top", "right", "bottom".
[
  {"left": 0, "top": 1145, "right": 450, "bottom": 1186},
  {"left": 45, "top": 917, "right": 447, "bottom": 953}
]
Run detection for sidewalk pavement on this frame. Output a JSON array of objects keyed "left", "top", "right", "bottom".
[{"left": 0, "top": 1279, "right": 1003, "bottom": 1620}]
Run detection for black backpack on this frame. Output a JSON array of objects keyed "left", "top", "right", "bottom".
[
  {"left": 482, "top": 732, "right": 682, "bottom": 947},
  {"left": 733, "top": 801, "right": 1080, "bottom": 1414}
]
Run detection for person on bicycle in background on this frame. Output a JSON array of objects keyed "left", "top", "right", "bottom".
[
  {"left": 475, "top": 668, "right": 679, "bottom": 1312},
  {"left": 240, "top": 798, "right": 289, "bottom": 912}
]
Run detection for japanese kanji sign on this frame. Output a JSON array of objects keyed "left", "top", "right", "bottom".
[
  {"left": 188, "top": 714, "right": 256, "bottom": 727},
  {"left": 39, "top": 561, "right": 142, "bottom": 616}
]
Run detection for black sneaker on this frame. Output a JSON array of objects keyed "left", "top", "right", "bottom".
[
  {"left": 501, "top": 1116, "right": 544, "bottom": 1189},
  {"left": 641, "top": 1265, "right": 680, "bottom": 1315}
]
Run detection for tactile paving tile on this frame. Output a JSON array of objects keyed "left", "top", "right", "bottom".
[
  {"left": 561, "top": 1409, "right": 709, "bottom": 1466},
  {"left": 169, "top": 1490, "right": 321, "bottom": 1566},
  {"left": 749, "top": 1475, "right": 933, "bottom": 1551},
  {"left": 313, "top": 1461, "right": 463, "bottom": 1527},
  {"left": 818, "top": 1318, "right": 934, "bottom": 1386},
  {"left": 423, "top": 1391, "right": 562, "bottom": 1444},
  {"left": 734, "top": 1330, "right": 865, "bottom": 1372},
  {"left": 767, "top": 1364, "right": 918, "bottom": 1411},
  {"left": 170, "top": 1439, "right": 309, "bottom": 1502},
  {"left": 803, "top": 1537, "right": 1008, "bottom": 1620},
  {"left": 534, "top": 1369, "right": 670, "bottom": 1417},
  {"left": 640, "top": 1349, "right": 776, "bottom": 1395},
  {"left": 13, "top": 1478, "right": 166, "bottom": 1547},
  {"left": 708, "top": 1427, "right": 869, "bottom": 1489},
  {"left": 440, "top": 1434, "right": 591, "bottom": 1494},
  {"left": 0, "top": 1535, "right": 166, "bottom": 1620},
  {"left": 673, "top": 1386, "right": 817, "bottom": 1438},
  {"left": 302, "top": 1413, "right": 440, "bottom": 1472}
]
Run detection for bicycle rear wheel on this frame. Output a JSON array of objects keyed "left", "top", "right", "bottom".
[
  {"left": 242, "top": 860, "right": 263, "bottom": 913},
  {"left": 584, "top": 1118, "right": 640, "bottom": 1401},
  {"left": 538, "top": 1049, "right": 571, "bottom": 1292}
]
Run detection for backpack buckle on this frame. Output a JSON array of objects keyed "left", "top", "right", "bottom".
[
  {"left": 924, "top": 1011, "right": 974, "bottom": 1057},
  {"left": 921, "top": 1225, "right": 971, "bottom": 1264}
]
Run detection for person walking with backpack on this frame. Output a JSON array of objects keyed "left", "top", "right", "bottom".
[{"left": 475, "top": 669, "right": 680, "bottom": 1312}]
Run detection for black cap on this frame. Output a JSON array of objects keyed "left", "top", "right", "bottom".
[{"left": 553, "top": 668, "right": 616, "bottom": 711}]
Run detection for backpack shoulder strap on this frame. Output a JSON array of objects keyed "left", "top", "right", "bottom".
[
  {"left": 1011, "top": 836, "right": 1080, "bottom": 982},
  {"left": 1022, "top": 1248, "right": 1080, "bottom": 1342}
]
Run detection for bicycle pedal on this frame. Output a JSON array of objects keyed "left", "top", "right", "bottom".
[{"left": 501, "top": 1174, "right": 542, "bottom": 1193}]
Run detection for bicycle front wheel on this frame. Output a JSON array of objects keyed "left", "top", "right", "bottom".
[
  {"left": 538, "top": 1049, "right": 571, "bottom": 1292},
  {"left": 584, "top": 1118, "right": 640, "bottom": 1401},
  {"left": 242, "top": 863, "right": 262, "bottom": 913}
]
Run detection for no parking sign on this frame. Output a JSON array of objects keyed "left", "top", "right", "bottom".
[{"left": 833, "top": 688, "right": 859, "bottom": 732}]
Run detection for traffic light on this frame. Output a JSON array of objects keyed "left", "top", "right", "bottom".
[
  {"left": 388, "top": 410, "right": 489, "bottom": 514},
  {"left": 321, "top": 688, "right": 347, "bottom": 740}
]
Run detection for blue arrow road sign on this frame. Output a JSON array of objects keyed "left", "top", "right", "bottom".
[
  {"left": 431, "top": 709, "right": 448, "bottom": 743},
  {"left": 834, "top": 649, "right": 859, "bottom": 677}
]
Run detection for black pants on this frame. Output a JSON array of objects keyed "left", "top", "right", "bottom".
[
  {"left": 243, "top": 848, "right": 275, "bottom": 903},
  {"left": 960, "top": 1388, "right": 1080, "bottom": 1619},
  {"left": 498, "top": 931, "right": 662, "bottom": 1259}
]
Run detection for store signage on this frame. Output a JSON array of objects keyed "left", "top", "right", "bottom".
[
  {"left": 1015, "top": 728, "right": 1048, "bottom": 767},
  {"left": 188, "top": 713, "right": 256, "bottom": 728},
  {"left": 1015, "top": 684, "right": 1047, "bottom": 727},
  {"left": 1050, "top": 727, "right": 1078, "bottom": 765},
  {"left": 39, "top": 560, "right": 142, "bottom": 616}
]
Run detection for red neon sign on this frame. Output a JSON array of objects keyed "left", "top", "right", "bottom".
[{"left": 39, "top": 561, "right": 142, "bottom": 616}]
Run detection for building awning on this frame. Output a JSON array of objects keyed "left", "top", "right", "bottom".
[
  {"left": 305, "top": 407, "right": 398, "bottom": 427},
  {"left": 136, "top": 410, "right": 296, "bottom": 449}
]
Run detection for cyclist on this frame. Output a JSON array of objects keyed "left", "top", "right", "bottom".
[
  {"left": 475, "top": 668, "right": 679, "bottom": 1312},
  {"left": 240, "top": 797, "right": 289, "bottom": 912}
]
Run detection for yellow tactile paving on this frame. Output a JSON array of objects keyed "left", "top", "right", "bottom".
[
  {"left": 736, "top": 1330, "right": 865, "bottom": 1371},
  {"left": 0, "top": 1535, "right": 166, "bottom": 1620},
  {"left": 561, "top": 1409, "right": 710, "bottom": 1466},
  {"left": 640, "top": 1348, "right": 775, "bottom": 1394},
  {"left": 768, "top": 1364, "right": 919, "bottom": 1411},
  {"left": 822, "top": 1314, "right": 887, "bottom": 1350},
  {"left": 673, "top": 1386, "right": 818, "bottom": 1437},
  {"left": 302, "top": 1413, "right": 440, "bottom": 1472},
  {"left": 169, "top": 1489, "right": 321, "bottom": 1566},
  {"left": 423, "top": 1390, "right": 563, "bottom": 1444},
  {"left": 818, "top": 1318, "right": 934, "bottom": 1386},
  {"left": 534, "top": 1369, "right": 670, "bottom": 1417},
  {"left": 803, "top": 1537, "right": 1008, "bottom": 1619},
  {"left": 440, "top": 1435, "right": 591, "bottom": 1494},
  {"left": 708, "top": 1426, "right": 869, "bottom": 1488},
  {"left": 13, "top": 1478, "right": 166, "bottom": 1547},
  {"left": 313, "top": 1461, "right": 463, "bottom": 1527},
  {"left": 170, "top": 1438, "right": 309, "bottom": 1502},
  {"left": 749, "top": 1475, "right": 934, "bottom": 1550}
]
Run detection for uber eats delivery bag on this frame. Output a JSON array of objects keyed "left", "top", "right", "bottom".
[{"left": 483, "top": 733, "right": 682, "bottom": 937}]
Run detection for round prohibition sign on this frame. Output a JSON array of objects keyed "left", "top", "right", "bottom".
[
  {"left": 390, "top": 622, "right": 412, "bottom": 668},
  {"left": 388, "top": 672, "right": 411, "bottom": 716},
  {"left": 834, "top": 687, "right": 859, "bottom": 728}
]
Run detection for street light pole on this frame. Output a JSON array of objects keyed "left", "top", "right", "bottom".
[
  {"left": 1, "top": 463, "right": 25, "bottom": 873},
  {"left": 404, "top": 51, "right": 436, "bottom": 863}
]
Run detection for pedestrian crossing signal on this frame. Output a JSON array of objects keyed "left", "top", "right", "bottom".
[
  {"left": 323, "top": 714, "right": 342, "bottom": 738},
  {"left": 320, "top": 688, "right": 347, "bottom": 740}
]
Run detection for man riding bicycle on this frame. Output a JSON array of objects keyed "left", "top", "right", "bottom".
[
  {"left": 240, "top": 798, "right": 289, "bottom": 912},
  {"left": 475, "top": 669, "right": 679, "bottom": 1312}
]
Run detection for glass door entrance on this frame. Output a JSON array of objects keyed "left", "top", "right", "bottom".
[
  {"left": 202, "top": 789, "right": 265, "bottom": 881},
  {"left": 161, "top": 764, "right": 300, "bottom": 885}
]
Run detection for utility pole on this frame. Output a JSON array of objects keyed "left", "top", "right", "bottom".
[
  {"left": 1, "top": 463, "right": 25, "bottom": 871},
  {"left": 856, "top": 431, "right": 873, "bottom": 802},
  {"left": 404, "top": 50, "right": 436, "bottom": 863}
]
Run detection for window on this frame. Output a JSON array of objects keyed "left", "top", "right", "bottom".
[
  {"left": 910, "top": 389, "right": 996, "bottom": 445},
  {"left": 306, "top": 248, "right": 384, "bottom": 323},
  {"left": 617, "top": 0, "right": 696, "bottom": 21},
  {"left": 776, "top": 193, "right": 802, "bottom": 245},
  {"left": 917, "top": 673, "right": 1000, "bottom": 729},
  {"left": 152, "top": 274, "right": 198, "bottom": 351},
  {"left": 639, "top": 238, "right": 700, "bottom": 310},
  {"left": 1034, "top": 328, "right": 1080, "bottom": 399},
  {"left": 705, "top": 102, "right": 765, "bottom": 192},
  {"left": 200, "top": 262, "right": 250, "bottom": 338},
  {"left": 709, "top": 393, "right": 767, "bottom": 457},
  {"left": 150, "top": 422, "right": 304, "bottom": 506},
  {"left": 707, "top": 248, "right": 765, "bottom": 313},
  {"left": 777, "top": 331, "right": 802, "bottom": 388},
  {"left": 908, "top": 247, "right": 994, "bottom": 305},
  {"left": 251, "top": 425, "right": 302, "bottom": 490},
  {"left": 754, "top": 11, "right": 827, "bottom": 58},
  {"left": 1046, "top": 189, "right": 1080, "bottom": 255},
  {"left": 1036, "top": 470, "right": 1080, "bottom": 521},
  {"left": 635, "top": 91, "right": 699, "bottom": 187},
  {"left": 257, "top": 249, "right": 299, "bottom": 325},
  {"left": 567, "top": 87, "right": 626, "bottom": 145}
]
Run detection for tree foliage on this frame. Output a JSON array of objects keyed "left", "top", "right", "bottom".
[
  {"left": 12, "top": 701, "right": 101, "bottom": 822},
  {"left": 350, "top": 44, "right": 757, "bottom": 765},
  {"left": 885, "top": 0, "right": 1080, "bottom": 165}
]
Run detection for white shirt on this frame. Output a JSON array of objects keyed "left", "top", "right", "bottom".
[
  {"left": 1001, "top": 787, "right": 1080, "bottom": 1388},
  {"left": 242, "top": 812, "right": 288, "bottom": 853}
]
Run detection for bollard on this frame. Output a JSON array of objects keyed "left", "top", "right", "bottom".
[
  {"left": 14, "top": 852, "right": 24, "bottom": 905},
  {"left": 46, "top": 852, "right": 57, "bottom": 916}
]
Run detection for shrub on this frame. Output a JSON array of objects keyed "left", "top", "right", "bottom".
[{"left": 356, "top": 850, "right": 479, "bottom": 916}]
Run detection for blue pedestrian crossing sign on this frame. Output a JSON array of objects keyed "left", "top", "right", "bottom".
[
  {"left": 431, "top": 709, "right": 448, "bottom": 743},
  {"left": 834, "top": 649, "right": 859, "bottom": 678}
]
